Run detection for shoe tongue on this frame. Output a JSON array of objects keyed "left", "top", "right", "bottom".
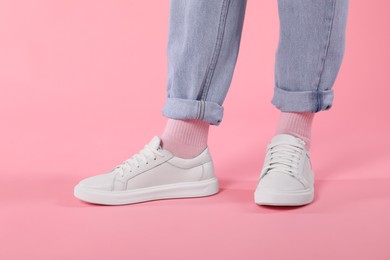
[{"left": 148, "top": 135, "right": 162, "bottom": 150}]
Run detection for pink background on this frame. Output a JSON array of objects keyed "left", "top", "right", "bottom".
[{"left": 1, "top": 0, "right": 389, "bottom": 259}]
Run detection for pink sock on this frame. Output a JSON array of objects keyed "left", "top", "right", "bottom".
[
  {"left": 160, "top": 118, "right": 210, "bottom": 158},
  {"left": 275, "top": 112, "right": 315, "bottom": 150}
]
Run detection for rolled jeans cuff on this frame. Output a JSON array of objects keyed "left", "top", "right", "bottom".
[
  {"left": 162, "top": 97, "right": 224, "bottom": 126},
  {"left": 271, "top": 86, "right": 334, "bottom": 112}
]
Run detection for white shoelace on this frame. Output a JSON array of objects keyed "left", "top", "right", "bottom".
[
  {"left": 262, "top": 142, "right": 304, "bottom": 178},
  {"left": 114, "top": 144, "right": 165, "bottom": 177}
]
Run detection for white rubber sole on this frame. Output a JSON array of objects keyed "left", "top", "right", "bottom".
[
  {"left": 254, "top": 186, "right": 314, "bottom": 206},
  {"left": 74, "top": 178, "right": 219, "bottom": 205}
]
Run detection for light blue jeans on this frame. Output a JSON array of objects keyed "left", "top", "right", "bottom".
[{"left": 161, "top": 0, "right": 349, "bottom": 126}]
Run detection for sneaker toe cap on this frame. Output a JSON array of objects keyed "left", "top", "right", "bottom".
[
  {"left": 257, "top": 172, "right": 306, "bottom": 192},
  {"left": 78, "top": 173, "right": 115, "bottom": 191}
]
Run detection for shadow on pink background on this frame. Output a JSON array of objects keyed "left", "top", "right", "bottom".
[{"left": 1, "top": 1, "right": 389, "bottom": 259}]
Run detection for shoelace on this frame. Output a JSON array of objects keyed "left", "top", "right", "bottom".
[
  {"left": 114, "top": 144, "right": 165, "bottom": 177},
  {"left": 262, "top": 142, "right": 305, "bottom": 178}
]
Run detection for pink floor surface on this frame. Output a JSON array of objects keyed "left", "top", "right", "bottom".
[
  {"left": 2, "top": 117, "right": 389, "bottom": 259},
  {"left": 1, "top": 1, "right": 390, "bottom": 259}
]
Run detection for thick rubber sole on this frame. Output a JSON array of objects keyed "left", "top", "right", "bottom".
[
  {"left": 254, "top": 186, "right": 314, "bottom": 206},
  {"left": 74, "top": 178, "right": 219, "bottom": 205}
]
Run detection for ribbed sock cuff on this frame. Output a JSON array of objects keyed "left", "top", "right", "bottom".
[
  {"left": 275, "top": 112, "right": 315, "bottom": 150},
  {"left": 160, "top": 119, "right": 210, "bottom": 158}
]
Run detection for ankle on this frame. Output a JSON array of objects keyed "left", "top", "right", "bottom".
[
  {"left": 160, "top": 118, "right": 210, "bottom": 158},
  {"left": 275, "top": 112, "right": 314, "bottom": 150}
]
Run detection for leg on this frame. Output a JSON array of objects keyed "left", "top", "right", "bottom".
[
  {"left": 272, "top": 0, "right": 349, "bottom": 112},
  {"left": 160, "top": 0, "right": 247, "bottom": 158},
  {"left": 255, "top": 0, "right": 349, "bottom": 206},
  {"left": 162, "top": 0, "right": 247, "bottom": 126},
  {"left": 274, "top": 0, "right": 349, "bottom": 151}
]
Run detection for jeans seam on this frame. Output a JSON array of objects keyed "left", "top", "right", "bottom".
[
  {"left": 199, "top": 100, "right": 203, "bottom": 120},
  {"left": 196, "top": 100, "right": 201, "bottom": 120},
  {"left": 197, "top": 0, "right": 230, "bottom": 120},
  {"left": 203, "top": 101, "right": 207, "bottom": 120},
  {"left": 316, "top": 0, "right": 336, "bottom": 112}
]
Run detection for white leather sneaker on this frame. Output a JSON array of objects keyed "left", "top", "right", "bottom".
[
  {"left": 74, "top": 136, "right": 219, "bottom": 205},
  {"left": 254, "top": 134, "right": 315, "bottom": 206}
]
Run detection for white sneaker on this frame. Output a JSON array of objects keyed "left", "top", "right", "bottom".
[
  {"left": 74, "top": 136, "right": 219, "bottom": 205},
  {"left": 254, "top": 134, "right": 315, "bottom": 206}
]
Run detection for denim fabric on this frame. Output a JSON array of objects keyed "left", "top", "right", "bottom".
[{"left": 162, "top": 0, "right": 349, "bottom": 126}]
